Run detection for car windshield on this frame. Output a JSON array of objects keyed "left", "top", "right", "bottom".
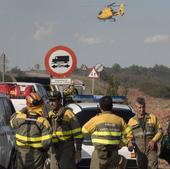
[{"left": 75, "top": 106, "right": 134, "bottom": 145}]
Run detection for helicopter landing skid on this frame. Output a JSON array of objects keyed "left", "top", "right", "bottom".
[{"left": 110, "top": 17, "right": 116, "bottom": 22}]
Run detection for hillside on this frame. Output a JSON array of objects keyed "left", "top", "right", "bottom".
[{"left": 75, "top": 64, "right": 170, "bottom": 99}]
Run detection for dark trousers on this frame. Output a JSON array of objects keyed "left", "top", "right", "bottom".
[
  {"left": 50, "top": 141, "right": 76, "bottom": 169},
  {"left": 136, "top": 150, "right": 158, "bottom": 169},
  {"left": 90, "top": 145, "right": 119, "bottom": 169}
]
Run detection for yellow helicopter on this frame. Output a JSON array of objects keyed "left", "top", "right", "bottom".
[{"left": 97, "top": 2, "right": 125, "bottom": 21}]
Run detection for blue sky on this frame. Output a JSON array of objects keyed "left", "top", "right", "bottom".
[{"left": 0, "top": 0, "right": 170, "bottom": 70}]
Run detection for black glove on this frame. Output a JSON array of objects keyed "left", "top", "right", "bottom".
[{"left": 128, "top": 145, "right": 134, "bottom": 152}]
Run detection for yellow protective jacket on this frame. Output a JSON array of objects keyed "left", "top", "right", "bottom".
[
  {"left": 48, "top": 107, "right": 83, "bottom": 144},
  {"left": 128, "top": 113, "right": 163, "bottom": 152},
  {"left": 82, "top": 111, "right": 133, "bottom": 146},
  {"left": 10, "top": 110, "right": 52, "bottom": 150}
]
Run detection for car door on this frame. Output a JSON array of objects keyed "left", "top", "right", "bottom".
[{"left": 0, "top": 97, "right": 15, "bottom": 169}]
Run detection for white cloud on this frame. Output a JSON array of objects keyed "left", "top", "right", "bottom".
[
  {"left": 144, "top": 34, "right": 170, "bottom": 44},
  {"left": 33, "top": 22, "right": 53, "bottom": 40},
  {"left": 75, "top": 33, "right": 103, "bottom": 45}
]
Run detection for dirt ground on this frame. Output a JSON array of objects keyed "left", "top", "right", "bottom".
[{"left": 127, "top": 89, "right": 170, "bottom": 169}]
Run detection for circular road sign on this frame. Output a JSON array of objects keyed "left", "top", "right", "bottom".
[
  {"left": 95, "top": 63, "right": 103, "bottom": 72},
  {"left": 44, "top": 45, "right": 77, "bottom": 78}
]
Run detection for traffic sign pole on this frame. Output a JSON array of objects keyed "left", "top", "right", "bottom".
[{"left": 92, "top": 78, "right": 95, "bottom": 95}]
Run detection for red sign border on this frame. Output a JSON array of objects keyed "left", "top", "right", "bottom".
[{"left": 44, "top": 45, "right": 77, "bottom": 78}]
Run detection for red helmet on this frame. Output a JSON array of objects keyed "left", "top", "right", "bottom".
[{"left": 26, "top": 92, "right": 44, "bottom": 107}]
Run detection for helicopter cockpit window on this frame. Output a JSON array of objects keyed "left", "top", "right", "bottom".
[{"left": 98, "top": 11, "right": 102, "bottom": 15}]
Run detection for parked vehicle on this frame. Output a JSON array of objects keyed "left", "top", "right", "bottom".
[
  {"left": 0, "top": 94, "right": 16, "bottom": 169},
  {"left": 67, "top": 102, "right": 137, "bottom": 169},
  {"left": 0, "top": 82, "right": 50, "bottom": 116}
]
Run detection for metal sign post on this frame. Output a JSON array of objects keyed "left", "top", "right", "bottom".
[
  {"left": 0, "top": 53, "right": 6, "bottom": 82},
  {"left": 92, "top": 78, "right": 95, "bottom": 95}
]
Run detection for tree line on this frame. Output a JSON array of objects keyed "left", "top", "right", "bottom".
[
  {"left": 100, "top": 64, "right": 170, "bottom": 98},
  {"left": 2, "top": 64, "right": 170, "bottom": 99}
]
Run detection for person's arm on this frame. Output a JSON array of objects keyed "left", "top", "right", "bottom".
[
  {"left": 82, "top": 116, "right": 96, "bottom": 134},
  {"left": 37, "top": 117, "right": 52, "bottom": 151},
  {"left": 152, "top": 116, "right": 163, "bottom": 142},
  {"left": 10, "top": 112, "right": 26, "bottom": 128},
  {"left": 65, "top": 109, "right": 83, "bottom": 163},
  {"left": 148, "top": 114, "right": 163, "bottom": 150},
  {"left": 122, "top": 119, "right": 133, "bottom": 142},
  {"left": 127, "top": 118, "right": 136, "bottom": 151}
]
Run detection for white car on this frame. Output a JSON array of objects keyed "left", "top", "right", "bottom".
[{"left": 67, "top": 102, "right": 137, "bottom": 169}]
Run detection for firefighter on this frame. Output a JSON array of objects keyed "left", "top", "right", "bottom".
[
  {"left": 82, "top": 96, "right": 133, "bottom": 169},
  {"left": 159, "top": 121, "right": 170, "bottom": 164},
  {"left": 128, "top": 97, "right": 163, "bottom": 169},
  {"left": 48, "top": 91, "right": 83, "bottom": 169},
  {"left": 10, "top": 92, "right": 52, "bottom": 169}
]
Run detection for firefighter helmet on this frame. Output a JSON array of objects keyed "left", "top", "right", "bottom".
[
  {"left": 49, "top": 91, "right": 62, "bottom": 101},
  {"left": 26, "top": 92, "right": 44, "bottom": 107}
]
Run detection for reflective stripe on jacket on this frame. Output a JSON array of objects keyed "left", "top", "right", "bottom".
[
  {"left": 128, "top": 113, "right": 163, "bottom": 152},
  {"left": 82, "top": 111, "right": 133, "bottom": 146},
  {"left": 10, "top": 111, "right": 52, "bottom": 149},
  {"left": 49, "top": 108, "right": 83, "bottom": 143}
]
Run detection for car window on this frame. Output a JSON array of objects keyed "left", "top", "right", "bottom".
[
  {"left": 112, "top": 108, "right": 134, "bottom": 123},
  {"left": 75, "top": 105, "right": 134, "bottom": 145},
  {"left": 40, "top": 85, "right": 47, "bottom": 96},
  {"left": 37, "top": 85, "right": 48, "bottom": 99},
  {"left": 36, "top": 85, "right": 43, "bottom": 97},
  {"left": 0, "top": 98, "right": 15, "bottom": 125},
  {"left": 75, "top": 108, "right": 100, "bottom": 127}
]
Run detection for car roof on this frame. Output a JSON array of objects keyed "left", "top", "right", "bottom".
[
  {"left": 10, "top": 82, "right": 40, "bottom": 85},
  {"left": 0, "top": 93, "right": 9, "bottom": 98},
  {"left": 67, "top": 102, "right": 133, "bottom": 114},
  {"left": 0, "top": 82, "right": 41, "bottom": 85}
]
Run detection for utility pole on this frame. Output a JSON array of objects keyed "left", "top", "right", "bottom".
[{"left": 0, "top": 52, "right": 6, "bottom": 82}]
